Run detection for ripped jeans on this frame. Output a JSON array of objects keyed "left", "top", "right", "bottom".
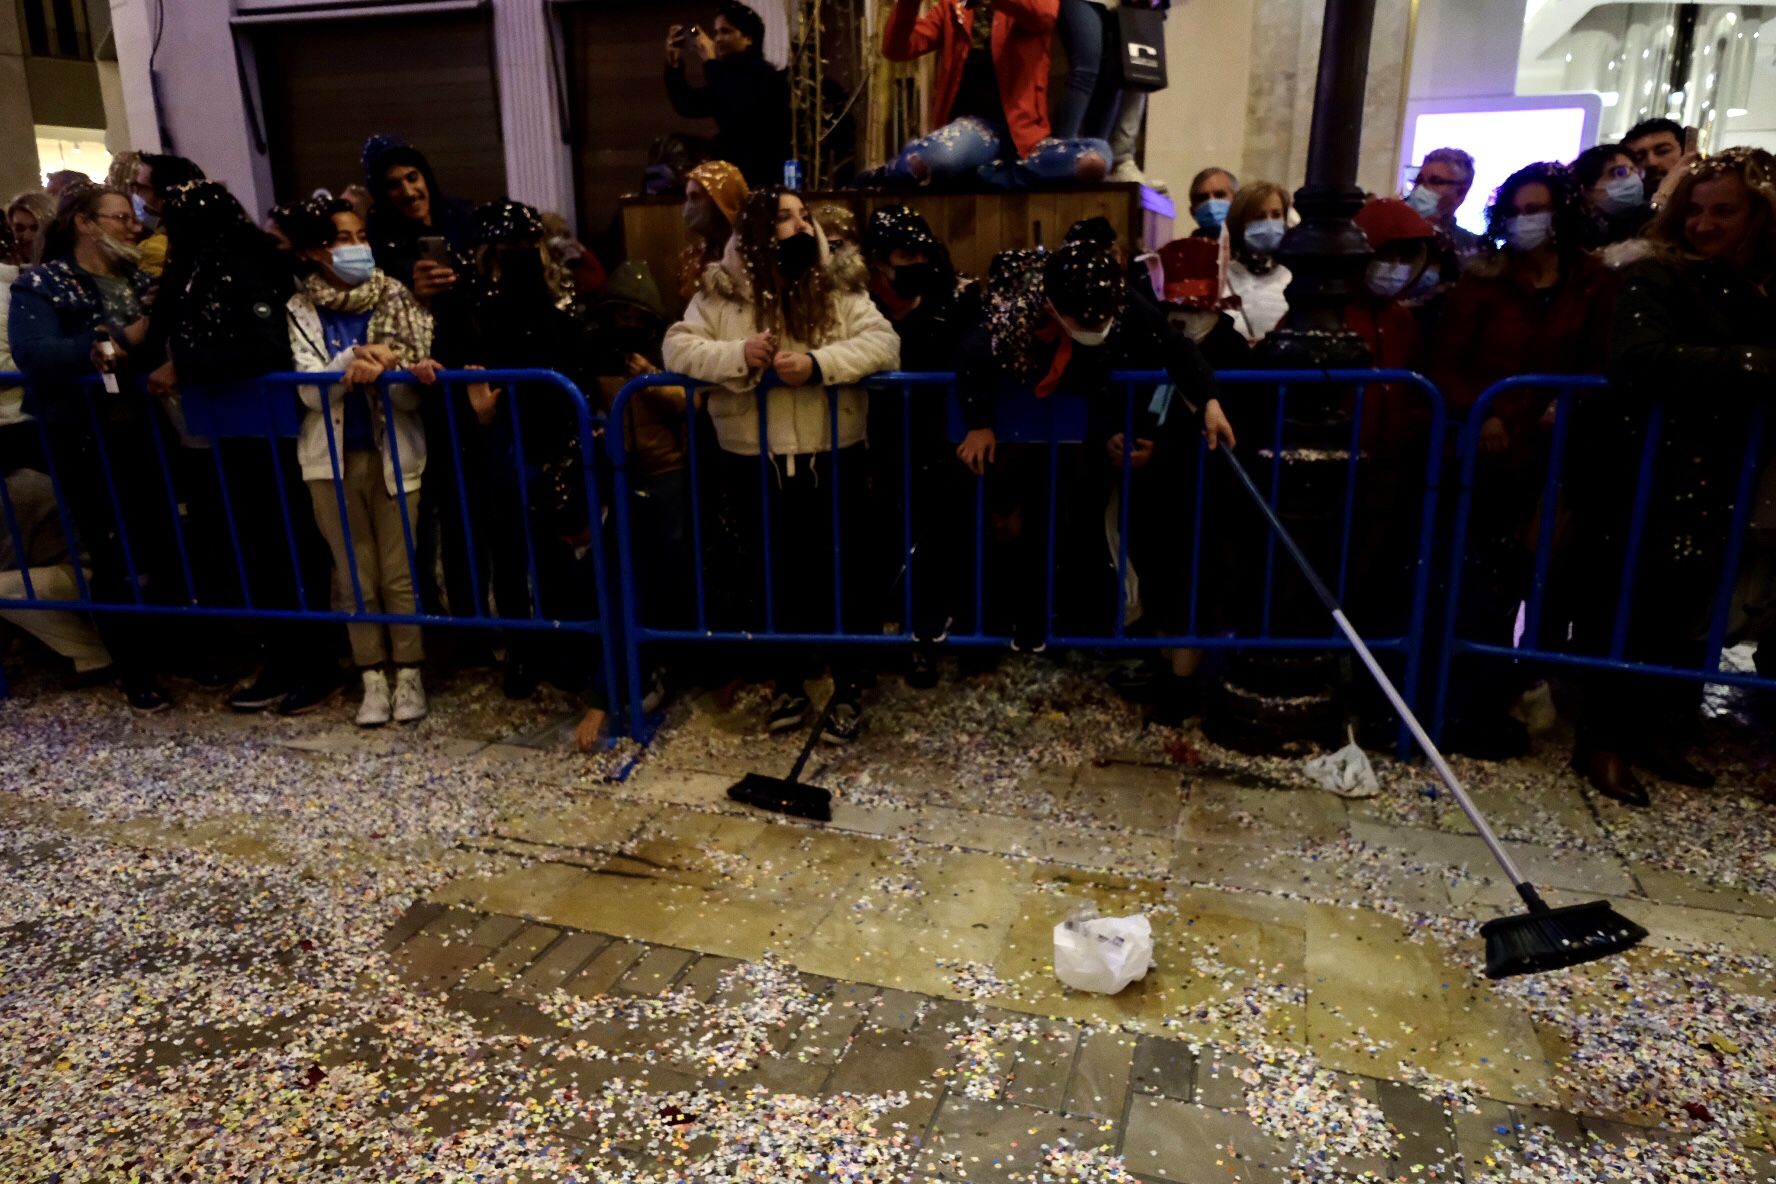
[{"left": 888, "top": 116, "right": 1112, "bottom": 189}]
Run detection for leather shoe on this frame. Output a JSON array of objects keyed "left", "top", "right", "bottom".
[
  {"left": 1572, "top": 750, "right": 1650, "bottom": 808},
  {"left": 1633, "top": 746, "right": 1716, "bottom": 790}
]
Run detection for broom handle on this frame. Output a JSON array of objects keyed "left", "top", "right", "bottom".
[
  {"left": 786, "top": 691, "right": 842, "bottom": 786},
  {"left": 1216, "top": 444, "right": 1533, "bottom": 891}
]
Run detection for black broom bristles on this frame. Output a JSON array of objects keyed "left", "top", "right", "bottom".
[
  {"left": 1481, "top": 899, "right": 1650, "bottom": 979},
  {"left": 727, "top": 771, "right": 834, "bottom": 823}
]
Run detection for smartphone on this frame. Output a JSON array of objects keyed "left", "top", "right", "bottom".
[
  {"left": 94, "top": 326, "right": 120, "bottom": 395},
  {"left": 419, "top": 235, "right": 450, "bottom": 268}
]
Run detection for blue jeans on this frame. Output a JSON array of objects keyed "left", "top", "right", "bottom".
[
  {"left": 1054, "top": 0, "right": 1122, "bottom": 143},
  {"left": 890, "top": 117, "right": 1111, "bottom": 189}
]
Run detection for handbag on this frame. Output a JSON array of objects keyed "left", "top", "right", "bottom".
[{"left": 1113, "top": 5, "right": 1168, "bottom": 93}]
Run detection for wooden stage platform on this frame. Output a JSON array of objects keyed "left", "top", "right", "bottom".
[{"left": 621, "top": 183, "right": 1176, "bottom": 317}]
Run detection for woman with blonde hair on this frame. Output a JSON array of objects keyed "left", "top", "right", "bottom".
[
  {"left": 1222, "top": 181, "right": 1293, "bottom": 344},
  {"left": 1568, "top": 147, "right": 1776, "bottom": 804}
]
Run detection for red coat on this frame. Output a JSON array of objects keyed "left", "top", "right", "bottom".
[
  {"left": 1346, "top": 298, "right": 1431, "bottom": 464},
  {"left": 883, "top": 0, "right": 1059, "bottom": 160}
]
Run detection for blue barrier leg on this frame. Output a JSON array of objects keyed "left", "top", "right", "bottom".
[
  {"left": 609, "top": 392, "right": 646, "bottom": 738},
  {"left": 564, "top": 383, "right": 624, "bottom": 746},
  {"left": 376, "top": 383, "right": 425, "bottom": 630},
  {"left": 1705, "top": 404, "right": 1768, "bottom": 668},
  {"left": 1609, "top": 405, "right": 1665, "bottom": 660},
  {"left": 320, "top": 385, "right": 369, "bottom": 615},
  {"left": 501, "top": 383, "right": 544, "bottom": 620},
  {"left": 1113, "top": 382, "right": 1134, "bottom": 640},
  {"left": 208, "top": 438, "right": 252, "bottom": 608},
  {"left": 438, "top": 379, "right": 483, "bottom": 619},
  {"left": 1521, "top": 389, "right": 1573, "bottom": 653},
  {"left": 263, "top": 428, "right": 310, "bottom": 612},
  {"left": 1401, "top": 382, "right": 1447, "bottom": 755}
]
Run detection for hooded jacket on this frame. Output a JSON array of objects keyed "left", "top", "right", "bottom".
[
  {"left": 363, "top": 144, "right": 479, "bottom": 290},
  {"left": 594, "top": 259, "right": 687, "bottom": 478},
  {"left": 663, "top": 230, "right": 900, "bottom": 461},
  {"left": 883, "top": 0, "right": 1059, "bottom": 160}
]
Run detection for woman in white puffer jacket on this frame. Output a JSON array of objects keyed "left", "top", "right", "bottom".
[{"left": 664, "top": 187, "right": 900, "bottom": 743}]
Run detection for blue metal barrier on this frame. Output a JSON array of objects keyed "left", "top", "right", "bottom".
[
  {"left": 607, "top": 369, "right": 1448, "bottom": 745},
  {"left": 1431, "top": 373, "right": 1776, "bottom": 739},
  {"left": 0, "top": 368, "right": 625, "bottom": 734}
]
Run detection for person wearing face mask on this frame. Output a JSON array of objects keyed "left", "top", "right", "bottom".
[
  {"left": 1565, "top": 148, "right": 1776, "bottom": 805},
  {"left": 955, "top": 240, "right": 1233, "bottom": 658},
  {"left": 1405, "top": 147, "right": 1491, "bottom": 275},
  {"left": 1572, "top": 143, "right": 1653, "bottom": 251},
  {"left": 665, "top": 187, "right": 901, "bottom": 743},
  {"left": 678, "top": 160, "right": 750, "bottom": 304},
  {"left": 1186, "top": 167, "right": 1238, "bottom": 239},
  {"left": 126, "top": 153, "right": 205, "bottom": 280},
  {"left": 1428, "top": 162, "right": 1613, "bottom": 762},
  {"left": 9, "top": 183, "right": 178, "bottom": 711},
  {"left": 860, "top": 205, "right": 982, "bottom": 687},
  {"left": 286, "top": 197, "right": 443, "bottom": 729},
  {"left": 1220, "top": 182, "right": 1292, "bottom": 345}
]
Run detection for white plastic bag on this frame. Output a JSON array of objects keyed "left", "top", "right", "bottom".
[
  {"left": 1053, "top": 908, "right": 1154, "bottom": 994},
  {"left": 1303, "top": 727, "right": 1380, "bottom": 799}
]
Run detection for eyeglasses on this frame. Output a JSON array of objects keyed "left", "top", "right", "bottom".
[{"left": 1604, "top": 164, "right": 1639, "bottom": 181}]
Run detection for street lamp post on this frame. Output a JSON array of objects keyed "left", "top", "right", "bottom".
[{"left": 1204, "top": 0, "right": 1381, "bottom": 755}]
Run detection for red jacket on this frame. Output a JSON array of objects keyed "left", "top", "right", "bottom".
[{"left": 883, "top": 0, "right": 1059, "bottom": 160}]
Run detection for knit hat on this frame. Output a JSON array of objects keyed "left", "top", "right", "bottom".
[
  {"left": 1154, "top": 236, "right": 1236, "bottom": 310},
  {"left": 810, "top": 202, "right": 858, "bottom": 245},
  {"left": 474, "top": 199, "right": 545, "bottom": 245},
  {"left": 600, "top": 259, "right": 666, "bottom": 321},
  {"left": 1064, "top": 216, "right": 1117, "bottom": 248},
  {"left": 862, "top": 204, "right": 938, "bottom": 259},
  {"left": 1354, "top": 197, "right": 1435, "bottom": 251},
  {"left": 686, "top": 160, "right": 750, "bottom": 226},
  {"left": 1043, "top": 240, "right": 1125, "bottom": 325}
]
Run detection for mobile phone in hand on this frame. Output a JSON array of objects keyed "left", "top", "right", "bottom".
[
  {"left": 419, "top": 235, "right": 450, "bottom": 267},
  {"left": 94, "top": 326, "right": 120, "bottom": 394}
]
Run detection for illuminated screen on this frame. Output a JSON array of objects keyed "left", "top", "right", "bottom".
[{"left": 1404, "top": 106, "right": 1594, "bottom": 236}]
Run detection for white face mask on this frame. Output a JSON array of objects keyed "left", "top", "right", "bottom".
[
  {"left": 1599, "top": 173, "right": 1644, "bottom": 216},
  {"left": 1066, "top": 318, "right": 1114, "bottom": 347},
  {"left": 1170, "top": 309, "right": 1221, "bottom": 343},
  {"left": 1505, "top": 211, "right": 1554, "bottom": 253},
  {"left": 1365, "top": 261, "right": 1416, "bottom": 298}
]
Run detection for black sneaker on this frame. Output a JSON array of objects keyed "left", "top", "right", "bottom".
[
  {"left": 277, "top": 671, "right": 346, "bottom": 716},
  {"left": 821, "top": 697, "right": 862, "bottom": 745},
  {"left": 126, "top": 682, "right": 173, "bottom": 714},
  {"left": 176, "top": 663, "right": 233, "bottom": 690},
  {"left": 767, "top": 692, "right": 811, "bottom": 734},
  {"left": 640, "top": 666, "right": 670, "bottom": 716},
  {"left": 907, "top": 646, "right": 940, "bottom": 691},
  {"left": 229, "top": 672, "right": 293, "bottom": 713}
]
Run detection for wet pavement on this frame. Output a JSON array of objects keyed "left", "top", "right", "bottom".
[{"left": 1, "top": 653, "right": 1773, "bottom": 1181}]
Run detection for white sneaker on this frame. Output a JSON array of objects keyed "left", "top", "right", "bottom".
[
  {"left": 393, "top": 666, "right": 428, "bottom": 723},
  {"left": 357, "top": 669, "right": 391, "bottom": 727},
  {"left": 1110, "top": 160, "right": 1168, "bottom": 193}
]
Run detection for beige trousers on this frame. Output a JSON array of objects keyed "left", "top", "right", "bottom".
[
  {"left": 307, "top": 450, "right": 423, "bottom": 668},
  {"left": 0, "top": 565, "right": 112, "bottom": 672}
]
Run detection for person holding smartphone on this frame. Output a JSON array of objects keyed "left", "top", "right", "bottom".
[
  {"left": 8, "top": 183, "right": 177, "bottom": 711},
  {"left": 663, "top": 2, "right": 790, "bottom": 188},
  {"left": 360, "top": 135, "right": 477, "bottom": 306}
]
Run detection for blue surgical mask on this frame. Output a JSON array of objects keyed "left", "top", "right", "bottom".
[
  {"left": 1600, "top": 173, "right": 1645, "bottom": 216},
  {"left": 1504, "top": 212, "right": 1553, "bottom": 253},
  {"left": 1406, "top": 183, "right": 1442, "bottom": 220},
  {"left": 1364, "top": 261, "right": 1416, "bottom": 298},
  {"left": 1193, "top": 198, "right": 1231, "bottom": 233},
  {"left": 1243, "top": 219, "right": 1286, "bottom": 256},
  {"left": 330, "top": 243, "right": 377, "bottom": 286},
  {"left": 1405, "top": 263, "right": 1441, "bottom": 299},
  {"left": 131, "top": 193, "right": 158, "bottom": 234}
]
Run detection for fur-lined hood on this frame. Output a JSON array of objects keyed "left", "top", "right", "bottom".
[
  {"left": 1601, "top": 237, "right": 1659, "bottom": 270},
  {"left": 697, "top": 220, "right": 842, "bottom": 301}
]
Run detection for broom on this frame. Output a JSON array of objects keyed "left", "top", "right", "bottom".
[
  {"left": 1215, "top": 441, "right": 1647, "bottom": 978},
  {"left": 727, "top": 690, "right": 841, "bottom": 823}
]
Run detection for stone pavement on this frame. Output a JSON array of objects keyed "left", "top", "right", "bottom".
[{"left": 2, "top": 656, "right": 1774, "bottom": 1180}]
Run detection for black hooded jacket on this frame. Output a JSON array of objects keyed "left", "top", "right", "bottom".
[
  {"left": 664, "top": 50, "right": 791, "bottom": 188},
  {"left": 363, "top": 144, "right": 480, "bottom": 289}
]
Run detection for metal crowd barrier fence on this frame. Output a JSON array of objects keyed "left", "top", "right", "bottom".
[
  {"left": 1431, "top": 373, "right": 1776, "bottom": 736},
  {"left": 607, "top": 369, "right": 1448, "bottom": 746},
  {"left": 0, "top": 368, "right": 624, "bottom": 732}
]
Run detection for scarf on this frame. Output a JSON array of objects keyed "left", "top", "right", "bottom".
[
  {"left": 302, "top": 270, "right": 433, "bottom": 364},
  {"left": 1032, "top": 318, "right": 1073, "bottom": 399}
]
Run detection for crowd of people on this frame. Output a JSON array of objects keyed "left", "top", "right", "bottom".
[{"left": 1, "top": 26, "right": 1771, "bottom": 809}]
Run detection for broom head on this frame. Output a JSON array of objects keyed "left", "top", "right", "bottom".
[
  {"left": 1482, "top": 899, "right": 1648, "bottom": 979},
  {"left": 727, "top": 772, "right": 833, "bottom": 823}
]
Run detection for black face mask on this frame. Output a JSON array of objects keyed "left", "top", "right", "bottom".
[
  {"left": 890, "top": 261, "right": 938, "bottom": 299},
  {"left": 776, "top": 232, "right": 818, "bottom": 278}
]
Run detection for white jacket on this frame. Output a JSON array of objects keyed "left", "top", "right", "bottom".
[
  {"left": 664, "top": 237, "right": 900, "bottom": 459},
  {"left": 287, "top": 294, "right": 426, "bottom": 496}
]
